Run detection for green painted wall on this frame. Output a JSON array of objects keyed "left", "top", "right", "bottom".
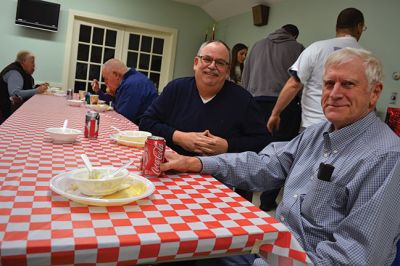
[
  {"left": 0, "top": 0, "right": 213, "bottom": 84},
  {"left": 217, "top": 0, "right": 400, "bottom": 117}
]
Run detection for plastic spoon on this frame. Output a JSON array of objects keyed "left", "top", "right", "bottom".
[
  {"left": 108, "top": 159, "right": 135, "bottom": 178},
  {"left": 62, "top": 119, "right": 68, "bottom": 132},
  {"left": 111, "top": 126, "right": 121, "bottom": 133},
  {"left": 80, "top": 154, "right": 95, "bottom": 179}
]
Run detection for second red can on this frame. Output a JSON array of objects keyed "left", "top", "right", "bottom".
[
  {"left": 84, "top": 110, "right": 99, "bottom": 139},
  {"left": 142, "top": 136, "right": 166, "bottom": 176}
]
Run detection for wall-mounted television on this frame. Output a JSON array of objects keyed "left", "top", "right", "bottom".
[{"left": 15, "top": 0, "right": 61, "bottom": 32}]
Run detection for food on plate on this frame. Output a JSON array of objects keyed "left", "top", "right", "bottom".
[{"left": 67, "top": 167, "right": 131, "bottom": 196}]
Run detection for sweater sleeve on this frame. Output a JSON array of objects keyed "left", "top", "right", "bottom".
[
  {"left": 5, "top": 70, "right": 36, "bottom": 100},
  {"left": 97, "top": 90, "right": 114, "bottom": 104},
  {"left": 115, "top": 77, "right": 153, "bottom": 124},
  {"left": 139, "top": 84, "right": 176, "bottom": 144}
]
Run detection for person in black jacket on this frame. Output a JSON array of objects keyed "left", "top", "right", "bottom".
[{"left": 0, "top": 50, "right": 48, "bottom": 123}]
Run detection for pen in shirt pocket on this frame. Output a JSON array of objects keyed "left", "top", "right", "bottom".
[{"left": 317, "top": 163, "right": 335, "bottom": 182}]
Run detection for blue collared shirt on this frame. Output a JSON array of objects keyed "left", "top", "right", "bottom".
[{"left": 200, "top": 112, "right": 400, "bottom": 265}]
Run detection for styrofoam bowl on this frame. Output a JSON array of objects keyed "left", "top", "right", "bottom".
[
  {"left": 67, "top": 167, "right": 130, "bottom": 196},
  {"left": 46, "top": 127, "right": 81, "bottom": 143},
  {"left": 67, "top": 99, "right": 84, "bottom": 107},
  {"left": 87, "top": 104, "right": 112, "bottom": 112},
  {"left": 117, "top": 131, "right": 152, "bottom": 143}
]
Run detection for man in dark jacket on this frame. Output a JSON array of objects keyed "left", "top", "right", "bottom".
[
  {"left": 242, "top": 24, "right": 304, "bottom": 211},
  {"left": 0, "top": 51, "right": 48, "bottom": 123}
]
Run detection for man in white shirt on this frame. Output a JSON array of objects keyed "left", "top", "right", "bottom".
[{"left": 267, "top": 7, "right": 365, "bottom": 132}]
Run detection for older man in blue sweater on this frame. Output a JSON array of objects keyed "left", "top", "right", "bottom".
[
  {"left": 140, "top": 40, "right": 271, "bottom": 157},
  {"left": 92, "top": 59, "right": 157, "bottom": 125}
]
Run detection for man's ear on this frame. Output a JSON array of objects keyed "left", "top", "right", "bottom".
[
  {"left": 193, "top": 56, "right": 200, "bottom": 72},
  {"left": 369, "top": 82, "right": 383, "bottom": 108}
]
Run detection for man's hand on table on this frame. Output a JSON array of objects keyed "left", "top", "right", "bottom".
[
  {"left": 35, "top": 83, "right": 49, "bottom": 94},
  {"left": 161, "top": 152, "right": 202, "bottom": 173}
]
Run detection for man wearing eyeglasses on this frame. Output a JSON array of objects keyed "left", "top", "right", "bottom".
[{"left": 140, "top": 40, "right": 271, "bottom": 158}]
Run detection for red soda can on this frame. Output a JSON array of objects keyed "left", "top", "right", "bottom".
[
  {"left": 84, "top": 111, "right": 100, "bottom": 139},
  {"left": 142, "top": 136, "right": 166, "bottom": 176}
]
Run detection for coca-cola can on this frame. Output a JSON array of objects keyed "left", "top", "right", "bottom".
[
  {"left": 84, "top": 111, "right": 100, "bottom": 139},
  {"left": 142, "top": 136, "right": 166, "bottom": 176}
]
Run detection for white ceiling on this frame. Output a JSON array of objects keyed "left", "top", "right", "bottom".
[{"left": 173, "top": 0, "right": 280, "bottom": 21}]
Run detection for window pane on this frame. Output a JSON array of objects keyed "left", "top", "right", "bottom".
[
  {"left": 74, "top": 81, "right": 86, "bottom": 92},
  {"left": 89, "top": 64, "right": 101, "bottom": 81},
  {"left": 139, "top": 53, "right": 150, "bottom": 70},
  {"left": 92, "top": 27, "right": 104, "bottom": 45},
  {"left": 77, "top": 44, "right": 89, "bottom": 61},
  {"left": 128, "top": 34, "right": 140, "bottom": 50},
  {"left": 127, "top": 52, "right": 138, "bottom": 68},
  {"left": 103, "top": 48, "right": 115, "bottom": 63},
  {"left": 150, "top": 73, "right": 160, "bottom": 92},
  {"left": 153, "top": 38, "right": 164, "bottom": 54},
  {"left": 151, "top": 55, "right": 162, "bottom": 72},
  {"left": 75, "top": 62, "right": 88, "bottom": 80},
  {"left": 91, "top": 46, "right": 102, "bottom": 63},
  {"left": 141, "top": 36, "right": 152, "bottom": 53},
  {"left": 105, "top": 29, "right": 117, "bottom": 47},
  {"left": 139, "top": 70, "right": 148, "bottom": 77},
  {"left": 87, "top": 82, "right": 95, "bottom": 93},
  {"left": 79, "top": 25, "right": 91, "bottom": 43}
]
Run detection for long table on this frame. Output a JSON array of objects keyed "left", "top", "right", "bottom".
[{"left": 0, "top": 94, "right": 311, "bottom": 265}]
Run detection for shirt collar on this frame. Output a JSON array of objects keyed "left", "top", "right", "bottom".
[{"left": 322, "top": 112, "right": 378, "bottom": 152}]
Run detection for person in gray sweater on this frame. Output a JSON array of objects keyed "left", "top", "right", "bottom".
[{"left": 242, "top": 24, "right": 304, "bottom": 211}]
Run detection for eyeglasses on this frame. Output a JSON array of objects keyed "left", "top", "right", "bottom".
[
  {"left": 197, "top": 55, "right": 229, "bottom": 69},
  {"left": 362, "top": 25, "right": 367, "bottom": 31}
]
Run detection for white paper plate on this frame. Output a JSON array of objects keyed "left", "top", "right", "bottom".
[
  {"left": 50, "top": 171, "right": 155, "bottom": 206},
  {"left": 110, "top": 133, "right": 146, "bottom": 148}
]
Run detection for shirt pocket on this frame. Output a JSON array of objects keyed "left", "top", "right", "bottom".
[{"left": 300, "top": 179, "right": 348, "bottom": 228}]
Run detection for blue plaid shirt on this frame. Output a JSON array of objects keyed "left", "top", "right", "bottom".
[{"left": 200, "top": 112, "right": 400, "bottom": 265}]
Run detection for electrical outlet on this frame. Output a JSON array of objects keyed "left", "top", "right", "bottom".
[{"left": 390, "top": 92, "right": 398, "bottom": 104}]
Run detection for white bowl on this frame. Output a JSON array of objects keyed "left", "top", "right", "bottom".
[
  {"left": 46, "top": 127, "right": 81, "bottom": 143},
  {"left": 67, "top": 99, "right": 84, "bottom": 107},
  {"left": 117, "top": 131, "right": 151, "bottom": 142},
  {"left": 87, "top": 104, "right": 112, "bottom": 112},
  {"left": 67, "top": 167, "right": 130, "bottom": 196},
  {"left": 49, "top": 87, "right": 61, "bottom": 93}
]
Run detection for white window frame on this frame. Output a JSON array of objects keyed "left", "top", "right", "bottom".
[{"left": 62, "top": 10, "right": 177, "bottom": 93}]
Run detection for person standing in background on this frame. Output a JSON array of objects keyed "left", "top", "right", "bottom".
[
  {"left": 0, "top": 50, "right": 48, "bottom": 124},
  {"left": 242, "top": 24, "right": 304, "bottom": 211},
  {"left": 243, "top": 24, "right": 304, "bottom": 141},
  {"left": 229, "top": 43, "right": 248, "bottom": 85},
  {"left": 267, "top": 7, "right": 365, "bottom": 134},
  {"left": 91, "top": 58, "right": 158, "bottom": 125}
]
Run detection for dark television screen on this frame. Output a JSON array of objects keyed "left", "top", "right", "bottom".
[{"left": 15, "top": 0, "right": 60, "bottom": 32}]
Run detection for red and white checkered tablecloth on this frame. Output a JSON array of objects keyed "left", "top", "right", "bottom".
[{"left": 0, "top": 95, "right": 311, "bottom": 265}]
